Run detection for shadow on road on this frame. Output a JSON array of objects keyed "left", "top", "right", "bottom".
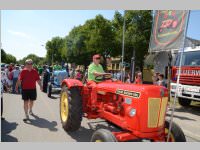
[
  {"left": 66, "top": 126, "right": 94, "bottom": 142},
  {"left": 48, "top": 96, "right": 57, "bottom": 100},
  {"left": 66, "top": 121, "right": 121, "bottom": 142},
  {"left": 1, "top": 119, "right": 18, "bottom": 142},
  {"left": 175, "top": 105, "right": 200, "bottom": 116},
  {"left": 26, "top": 114, "right": 58, "bottom": 132},
  {"left": 166, "top": 113, "right": 196, "bottom": 121}
]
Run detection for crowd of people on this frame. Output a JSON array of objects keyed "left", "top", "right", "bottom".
[
  {"left": 1, "top": 62, "right": 167, "bottom": 96},
  {"left": 1, "top": 56, "right": 167, "bottom": 121}
]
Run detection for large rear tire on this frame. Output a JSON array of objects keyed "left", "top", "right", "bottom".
[
  {"left": 178, "top": 98, "right": 191, "bottom": 107},
  {"left": 60, "top": 85, "right": 83, "bottom": 132},
  {"left": 91, "top": 129, "right": 117, "bottom": 142},
  {"left": 165, "top": 119, "right": 186, "bottom": 142}
]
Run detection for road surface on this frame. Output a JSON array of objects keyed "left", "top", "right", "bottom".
[{"left": 1, "top": 87, "right": 200, "bottom": 142}]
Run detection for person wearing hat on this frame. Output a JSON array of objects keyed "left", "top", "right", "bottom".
[
  {"left": 15, "top": 59, "right": 42, "bottom": 122},
  {"left": 87, "top": 54, "right": 111, "bottom": 107}
]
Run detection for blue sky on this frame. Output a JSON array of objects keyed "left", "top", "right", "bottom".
[{"left": 1, "top": 10, "right": 200, "bottom": 60}]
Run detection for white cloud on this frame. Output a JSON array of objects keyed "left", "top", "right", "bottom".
[{"left": 8, "top": 30, "right": 31, "bottom": 39}]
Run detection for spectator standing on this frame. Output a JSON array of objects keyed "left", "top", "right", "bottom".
[
  {"left": 42, "top": 65, "right": 50, "bottom": 93},
  {"left": 126, "top": 73, "right": 131, "bottom": 83},
  {"left": 152, "top": 72, "right": 160, "bottom": 85},
  {"left": 134, "top": 71, "right": 143, "bottom": 84},
  {"left": 157, "top": 74, "right": 166, "bottom": 87},
  {"left": 7, "top": 66, "right": 13, "bottom": 93},
  {"left": 116, "top": 71, "right": 121, "bottom": 80},
  {"left": 12, "top": 66, "right": 20, "bottom": 93},
  {"left": 75, "top": 70, "right": 82, "bottom": 81},
  {"left": 15, "top": 59, "right": 42, "bottom": 122}
]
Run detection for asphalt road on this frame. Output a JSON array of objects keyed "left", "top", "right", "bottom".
[{"left": 1, "top": 86, "right": 200, "bottom": 142}]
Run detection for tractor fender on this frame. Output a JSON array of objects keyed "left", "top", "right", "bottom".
[{"left": 61, "top": 79, "right": 83, "bottom": 89}]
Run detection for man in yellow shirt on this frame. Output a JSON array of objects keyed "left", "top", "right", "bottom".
[
  {"left": 87, "top": 54, "right": 111, "bottom": 108},
  {"left": 88, "top": 54, "right": 110, "bottom": 82}
]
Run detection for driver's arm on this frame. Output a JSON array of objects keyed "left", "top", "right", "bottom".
[
  {"left": 92, "top": 65, "right": 108, "bottom": 76},
  {"left": 93, "top": 72, "right": 105, "bottom": 77}
]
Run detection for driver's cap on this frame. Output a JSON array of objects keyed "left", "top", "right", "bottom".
[{"left": 93, "top": 54, "right": 101, "bottom": 60}]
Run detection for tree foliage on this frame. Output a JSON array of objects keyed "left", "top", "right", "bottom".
[
  {"left": 18, "top": 54, "right": 45, "bottom": 65},
  {"left": 45, "top": 11, "right": 153, "bottom": 70},
  {"left": 1, "top": 49, "right": 17, "bottom": 64}
]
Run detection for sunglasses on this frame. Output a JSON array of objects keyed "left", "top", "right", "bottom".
[
  {"left": 95, "top": 57, "right": 101, "bottom": 60},
  {"left": 27, "top": 63, "right": 33, "bottom": 65}
]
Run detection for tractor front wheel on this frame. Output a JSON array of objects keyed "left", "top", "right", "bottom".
[
  {"left": 164, "top": 119, "right": 186, "bottom": 142},
  {"left": 60, "top": 85, "right": 83, "bottom": 132},
  {"left": 91, "top": 129, "right": 117, "bottom": 142}
]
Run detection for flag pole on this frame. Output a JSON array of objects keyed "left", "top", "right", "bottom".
[{"left": 167, "top": 10, "right": 190, "bottom": 142}]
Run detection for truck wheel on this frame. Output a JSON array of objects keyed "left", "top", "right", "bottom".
[
  {"left": 91, "top": 129, "right": 117, "bottom": 142},
  {"left": 60, "top": 85, "right": 82, "bottom": 132},
  {"left": 47, "top": 83, "right": 52, "bottom": 97},
  {"left": 178, "top": 98, "right": 191, "bottom": 107},
  {"left": 165, "top": 119, "right": 186, "bottom": 142}
]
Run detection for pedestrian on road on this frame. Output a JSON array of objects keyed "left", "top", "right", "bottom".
[
  {"left": 12, "top": 65, "right": 20, "bottom": 94},
  {"left": 42, "top": 65, "right": 50, "bottom": 93},
  {"left": 15, "top": 59, "right": 43, "bottom": 122}
]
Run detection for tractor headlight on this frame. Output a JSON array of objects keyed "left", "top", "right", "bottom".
[{"left": 129, "top": 108, "right": 136, "bottom": 117}]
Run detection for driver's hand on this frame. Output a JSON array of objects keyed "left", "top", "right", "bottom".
[
  {"left": 112, "top": 78, "right": 117, "bottom": 82},
  {"left": 104, "top": 73, "right": 112, "bottom": 78}
]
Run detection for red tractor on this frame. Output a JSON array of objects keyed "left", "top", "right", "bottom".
[{"left": 60, "top": 74, "right": 186, "bottom": 142}]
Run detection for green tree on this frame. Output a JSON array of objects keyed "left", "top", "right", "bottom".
[
  {"left": 1, "top": 49, "right": 7, "bottom": 63},
  {"left": 65, "top": 25, "right": 89, "bottom": 66},
  {"left": 18, "top": 54, "right": 44, "bottom": 65},
  {"left": 1, "top": 49, "right": 17, "bottom": 64},
  {"left": 46, "top": 36, "right": 66, "bottom": 64},
  {"left": 63, "top": 15, "right": 116, "bottom": 67},
  {"left": 112, "top": 10, "right": 152, "bottom": 70},
  {"left": 84, "top": 15, "right": 115, "bottom": 55}
]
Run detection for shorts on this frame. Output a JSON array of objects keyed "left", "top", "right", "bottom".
[{"left": 22, "top": 89, "right": 37, "bottom": 101}]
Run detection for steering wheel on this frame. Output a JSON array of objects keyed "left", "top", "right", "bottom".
[{"left": 95, "top": 73, "right": 112, "bottom": 82}]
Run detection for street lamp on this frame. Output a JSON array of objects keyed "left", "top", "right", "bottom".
[{"left": 121, "top": 10, "right": 126, "bottom": 82}]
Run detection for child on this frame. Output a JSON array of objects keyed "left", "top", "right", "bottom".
[
  {"left": 134, "top": 71, "right": 143, "bottom": 84},
  {"left": 157, "top": 74, "right": 166, "bottom": 87}
]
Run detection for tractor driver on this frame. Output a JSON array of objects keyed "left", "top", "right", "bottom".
[{"left": 87, "top": 54, "right": 111, "bottom": 108}]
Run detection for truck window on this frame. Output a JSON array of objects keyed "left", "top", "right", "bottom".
[{"left": 175, "top": 51, "right": 200, "bottom": 66}]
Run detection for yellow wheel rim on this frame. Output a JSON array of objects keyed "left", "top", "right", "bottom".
[
  {"left": 95, "top": 140, "right": 102, "bottom": 142},
  {"left": 165, "top": 128, "right": 175, "bottom": 142},
  {"left": 61, "top": 92, "right": 69, "bottom": 122}
]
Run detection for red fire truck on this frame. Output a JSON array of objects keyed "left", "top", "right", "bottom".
[{"left": 171, "top": 46, "right": 200, "bottom": 106}]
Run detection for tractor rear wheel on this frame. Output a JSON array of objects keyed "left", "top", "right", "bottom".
[
  {"left": 178, "top": 98, "right": 191, "bottom": 107},
  {"left": 91, "top": 129, "right": 117, "bottom": 142},
  {"left": 60, "top": 85, "right": 82, "bottom": 132},
  {"left": 164, "top": 119, "right": 186, "bottom": 142}
]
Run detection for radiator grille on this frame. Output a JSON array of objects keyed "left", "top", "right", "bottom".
[
  {"left": 148, "top": 98, "right": 161, "bottom": 128},
  {"left": 148, "top": 97, "right": 168, "bottom": 128},
  {"left": 158, "top": 97, "right": 168, "bottom": 127}
]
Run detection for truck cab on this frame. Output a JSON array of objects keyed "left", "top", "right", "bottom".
[{"left": 171, "top": 46, "right": 200, "bottom": 106}]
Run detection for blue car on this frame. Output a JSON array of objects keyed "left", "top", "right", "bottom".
[{"left": 47, "top": 70, "right": 68, "bottom": 97}]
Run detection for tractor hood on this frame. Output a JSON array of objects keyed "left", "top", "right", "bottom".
[{"left": 96, "top": 81, "right": 167, "bottom": 98}]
